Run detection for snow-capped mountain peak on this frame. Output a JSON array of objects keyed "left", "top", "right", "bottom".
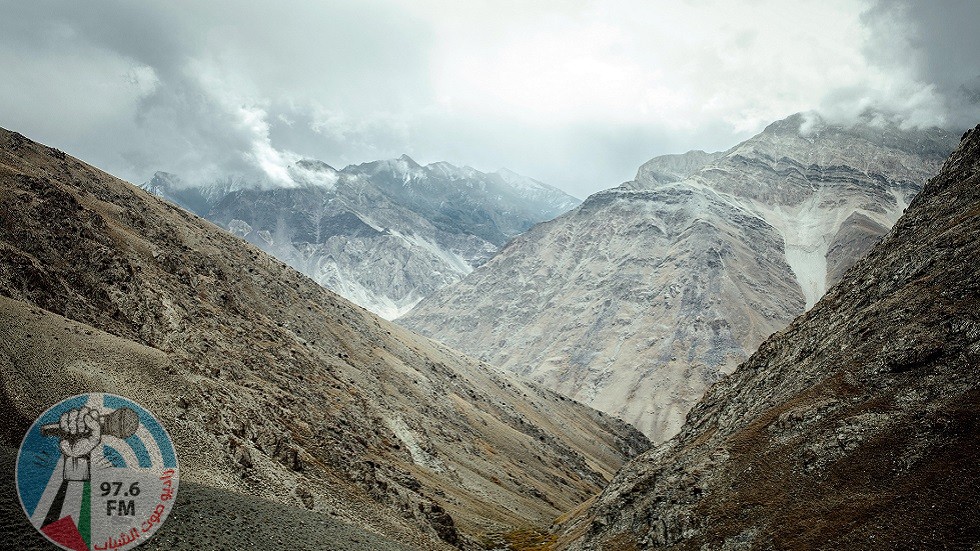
[{"left": 142, "top": 156, "right": 579, "bottom": 319}]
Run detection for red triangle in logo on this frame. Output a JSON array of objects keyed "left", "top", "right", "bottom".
[{"left": 41, "top": 516, "right": 88, "bottom": 551}]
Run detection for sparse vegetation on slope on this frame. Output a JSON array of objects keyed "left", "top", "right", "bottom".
[{"left": 0, "top": 127, "right": 647, "bottom": 550}]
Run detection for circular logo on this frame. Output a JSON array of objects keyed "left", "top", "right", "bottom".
[{"left": 15, "top": 393, "right": 179, "bottom": 551}]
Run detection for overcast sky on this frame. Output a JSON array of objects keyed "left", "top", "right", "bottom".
[{"left": 1, "top": 0, "right": 978, "bottom": 197}]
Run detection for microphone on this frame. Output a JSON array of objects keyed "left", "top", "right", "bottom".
[{"left": 40, "top": 407, "right": 140, "bottom": 439}]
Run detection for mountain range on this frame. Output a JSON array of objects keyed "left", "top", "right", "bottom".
[
  {"left": 556, "top": 123, "right": 980, "bottom": 550},
  {"left": 141, "top": 156, "right": 579, "bottom": 319},
  {"left": 401, "top": 113, "right": 956, "bottom": 441},
  {"left": 0, "top": 127, "right": 642, "bottom": 550},
  {"left": 2, "top": 115, "right": 977, "bottom": 550}
]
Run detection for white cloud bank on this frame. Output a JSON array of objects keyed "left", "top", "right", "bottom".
[{"left": 0, "top": 0, "right": 976, "bottom": 196}]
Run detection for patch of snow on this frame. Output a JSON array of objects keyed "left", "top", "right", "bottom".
[
  {"left": 494, "top": 168, "right": 550, "bottom": 192},
  {"left": 678, "top": 178, "right": 875, "bottom": 309},
  {"left": 288, "top": 162, "right": 338, "bottom": 189},
  {"left": 426, "top": 161, "right": 466, "bottom": 179}
]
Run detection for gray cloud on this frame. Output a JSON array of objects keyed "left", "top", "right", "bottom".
[
  {"left": 855, "top": 0, "right": 980, "bottom": 128},
  {"left": 0, "top": 0, "right": 433, "bottom": 186},
  {"left": 0, "top": 1, "right": 977, "bottom": 198}
]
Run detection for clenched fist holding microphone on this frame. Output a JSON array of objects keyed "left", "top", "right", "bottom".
[{"left": 57, "top": 406, "right": 102, "bottom": 481}]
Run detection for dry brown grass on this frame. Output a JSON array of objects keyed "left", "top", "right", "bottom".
[{"left": 501, "top": 528, "right": 558, "bottom": 551}]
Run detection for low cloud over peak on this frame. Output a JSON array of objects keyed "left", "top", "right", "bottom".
[{"left": 0, "top": 0, "right": 977, "bottom": 197}]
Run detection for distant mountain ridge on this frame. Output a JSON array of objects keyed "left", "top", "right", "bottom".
[
  {"left": 401, "top": 113, "right": 957, "bottom": 441},
  {"left": 629, "top": 149, "right": 725, "bottom": 187},
  {"left": 141, "top": 156, "right": 579, "bottom": 318}
]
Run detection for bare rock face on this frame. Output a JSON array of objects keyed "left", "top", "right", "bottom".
[
  {"left": 825, "top": 212, "right": 890, "bottom": 287},
  {"left": 0, "top": 127, "right": 646, "bottom": 550},
  {"left": 630, "top": 149, "right": 725, "bottom": 187},
  {"left": 401, "top": 113, "right": 955, "bottom": 442},
  {"left": 142, "top": 157, "right": 579, "bottom": 320},
  {"left": 557, "top": 123, "right": 980, "bottom": 550}
]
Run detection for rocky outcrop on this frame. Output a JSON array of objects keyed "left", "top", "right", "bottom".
[
  {"left": 630, "top": 150, "right": 724, "bottom": 187},
  {"left": 0, "top": 127, "right": 645, "bottom": 550},
  {"left": 401, "top": 113, "right": 955, "bottom": 442},
  {"left": 557, "top": 124, "right": 980, "bottom": 550},
  {"left": 142, "top": 157, "right": 579, "bottom": 319}
]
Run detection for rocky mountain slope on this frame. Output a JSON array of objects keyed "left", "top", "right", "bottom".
[
  {"left": 142, "top": 157, "right": 579, "bottom": 319},
  {"left": 401, "top": 113, "right": 956, "bottom": 442},
  {"left": 557, "top": 123, "right": 980, "bottom": 550},
  {"left": 0, "top": 127, "right": 645, "bottom": 550},
  {"left": 633, "top": 150, "right": 724, "bottom": 186}
]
